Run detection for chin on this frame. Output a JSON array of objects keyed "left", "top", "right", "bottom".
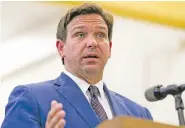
[{"left": 84, "top": 66, "right": 99, "bottom": 74}]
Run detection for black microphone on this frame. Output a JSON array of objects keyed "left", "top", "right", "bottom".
[
  {"left": 145, "top": 84, "right": 185, "bottom": 126},
  {"left": 145, "top": 85, "right": 168, "bottom": 101},
  {"left": 145, "top": 84, "right": 185, "bottom": 102}
]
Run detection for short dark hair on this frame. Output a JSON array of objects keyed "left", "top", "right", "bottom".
[{"left": 56, "top": 3, "right": 114, "bottom": 64}]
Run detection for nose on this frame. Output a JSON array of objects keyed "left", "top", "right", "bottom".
[{"left": 86, "top": 35, "right": 98, "bottom": 49}]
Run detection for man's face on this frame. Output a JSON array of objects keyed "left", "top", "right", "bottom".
[{"left": 58, "top": 14, "right": 112, "bottom": 76}]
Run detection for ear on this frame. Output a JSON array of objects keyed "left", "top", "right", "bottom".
[
  {"left": 108, "top": 41, "right": 112, "bottom": 58},
  {"left": 56, "top": 40, "right": 65, "bottom": 58}
]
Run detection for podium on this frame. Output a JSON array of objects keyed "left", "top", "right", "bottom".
[{"left": 97, "top": 116, "right": 184, "bottom": 128}]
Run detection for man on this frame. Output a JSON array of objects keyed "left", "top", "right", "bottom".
[{"left": 2, "top": 3, "right": 153, "bottom": 128}]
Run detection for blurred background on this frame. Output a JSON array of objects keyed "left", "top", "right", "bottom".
[{"left": 1, "top": 1, "right": 185, "bottom": 126}]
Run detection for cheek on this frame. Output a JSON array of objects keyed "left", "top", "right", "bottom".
[
  {"left": 74, "top": 41, "right": 86, "bottom": 53},
  {"left": 100, "top": 43, "right": 110, "bottom": 55},
  {"left": 67, "top": 43, "right": 84, "bottom": 58}
]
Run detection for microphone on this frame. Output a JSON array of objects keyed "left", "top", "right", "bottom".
[
  {"left": 145, "top": 84, "right": 185, "bottom": 126},
  {"left": 145, "top": 84, "right": 185, "bottom": 102}
]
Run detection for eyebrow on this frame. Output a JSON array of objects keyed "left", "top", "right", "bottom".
[
  {"left": 95, "top": 26, "right": 108, "bottom": 32},
  {"left": 70, "top": 25, "right": 108, "bottom": 32},
  {"left": 70, "top": 26, "right": 86, "bottom": 32}
]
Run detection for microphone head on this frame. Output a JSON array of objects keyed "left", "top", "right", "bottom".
[
  {"left": 145, "top": 86, "right": 159, "bottom": 102},
  {"left": 145, "top": 85, "right": 165, "bottom": 102}
]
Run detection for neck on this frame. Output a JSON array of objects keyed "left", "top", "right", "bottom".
[
  {"left": 64, "top": 67, "right": 103, "bottom": 85},
  {"left": 82, "top": 73, "right": 102, "bottom": 85}
]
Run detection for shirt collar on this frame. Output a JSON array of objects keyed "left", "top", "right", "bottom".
[{"left": 63, "top": 69, "right": 104, "bottom": 97}]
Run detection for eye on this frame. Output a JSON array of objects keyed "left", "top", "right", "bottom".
[
  {"left": 76, "top": 32, "right": 85, "bottom": 38},
  {"left": 97, "top": 32, "right": 105, "bottom": 38}
]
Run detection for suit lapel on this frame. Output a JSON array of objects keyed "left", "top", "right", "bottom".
[
  {"left": 53, "top": 73, "right": 100, "bottom": 127},
  {"left": 103, "top": 85, "right": 131, "bottom": 117}
]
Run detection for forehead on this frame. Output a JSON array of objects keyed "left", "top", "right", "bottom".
[{"left": 67, "top": 14, "right": 108, "bottom": 31}]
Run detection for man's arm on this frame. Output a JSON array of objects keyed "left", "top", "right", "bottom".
[
  {"left": 1, "top": 85, "right": 41, "bottom": 128},
  {"left": 2, "top": 85, "right": 66, "bottom": 128}
]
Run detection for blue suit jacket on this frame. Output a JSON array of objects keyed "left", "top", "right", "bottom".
[{"left": 2, "top": 72, "right": 153, "bottom": 128}]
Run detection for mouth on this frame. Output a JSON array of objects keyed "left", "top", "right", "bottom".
[
  {"left": 83, "top": 54, "right": 99, "bottom": 59},
  {"left": 84, "top": 56, "right": 98, "bottom": 59},
  {"left": 83, "top": 54, "right": 100, "bottom": 66}
]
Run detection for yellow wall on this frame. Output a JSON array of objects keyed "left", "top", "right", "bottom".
[{"left": 46, "top": 1, "right": 185, "bottom": 29}]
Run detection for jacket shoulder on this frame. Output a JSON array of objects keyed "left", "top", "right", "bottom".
[{"left": 110, "top": 91, "right": 153, "bottom": 120}]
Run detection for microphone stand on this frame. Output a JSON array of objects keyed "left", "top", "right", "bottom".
[
  {"left": 175, "top": 94, "right": 185, "bottom": 126},
  {"left": 166, "top": 84, "right": 185, "bottom": 126}
]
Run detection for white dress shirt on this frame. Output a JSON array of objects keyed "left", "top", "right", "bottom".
[{"left": 64, "top": 69, "right": 113, "bottom": 120}]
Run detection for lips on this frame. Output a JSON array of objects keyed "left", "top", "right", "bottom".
[{"left": 83, "top": 54, "right": 99, "bottom": 59}]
